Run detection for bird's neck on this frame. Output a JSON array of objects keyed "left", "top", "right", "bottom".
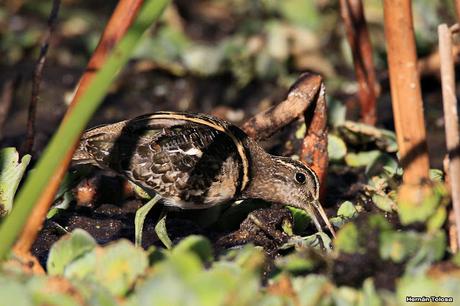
[{"left": 239, "top": 139, "right": 280, "bottom": 202}]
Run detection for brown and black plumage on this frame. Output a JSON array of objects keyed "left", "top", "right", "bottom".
[{"left": 73, "top": 111, "right": 336, "bottom": 237}]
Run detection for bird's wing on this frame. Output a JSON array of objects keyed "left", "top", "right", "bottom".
[{"left": 75, "top": 112, "right": 247, "bottom": 207}]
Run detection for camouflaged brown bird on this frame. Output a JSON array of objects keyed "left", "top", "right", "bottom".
[{"left": 73, "top": 111, "right": 336, "bottom": 237}]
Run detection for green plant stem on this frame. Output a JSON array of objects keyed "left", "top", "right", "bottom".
[{"left": 0, "top": 0, "right": 170, "bottom": 260}]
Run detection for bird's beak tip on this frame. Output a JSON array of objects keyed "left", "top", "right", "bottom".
[{"left": 311, "top": 200, "right": 336, "bottom": 239}]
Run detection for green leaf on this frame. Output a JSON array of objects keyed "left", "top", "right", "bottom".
[
  {"left": 279, "top": 0, "right": 320, "bottom": 29},
  {"left": 281, "top": 232, "right": 333, "bottom": 253},
  {"left": 337, "top": 201, "right": 358, "bottom": 219},
  {"left": 365, "top": 154, "right": 398, "bottom": 178},
  {"left": 360, "top": 278, "right": 382, "bottom": 306},
  {"left": 287, "top": 206, "right": 311, "bottom": 233},
  {"left": 345, "top": 151, "right": 381, "bottom": 168},
  {"left": 379, "top": 231, "right": 420, "bottom": 263},
  {"left": 26, "top": 277, "right": 82, "bottom": 306},
  {"left": 0, "top": 276, "right": 32, "bottom": 306},
  {"left": 398, "top": 185, "right": 445, "bottom": 225},
  {"left": 131, "top": 252, "right": 204, "bottom": 306},
  {"left": 405, "top": 230, "right": 446, "bottom": 274},
  {"left": 172, "top": 235, "right": 213, "bottom": 264},
  {"left": 330, "top": 201, "right": 358, "bottom": 228},
  {"left": 328, "top": 135, "right": 347, "bottom": 162},
  {"left": 334, "top": 223, "right": 362, "bottom": 254},
  {"left": 71, "top": 280, "right": 120, "bottom": 306},
  {"left": 275, "top": 253, "right": 318, "bottom": 274},
  {"left": 327, "top": 98, "right": 346, "bottom": 127},
  {"left": 155, "top": 211, "right": 173, "bottom": 250},
  {"left": 292, "top": 275, "right": 333, "bottom": 306},
  {"left": 135, "top": 194, "right": 161, "bottom": 247},
  {"left": 332, "top": 286, "right": 359, "bottom": 306},
  {"left": 93, "top": 240, "right": 148, "bottom": 296},
  {"left": 426, "top": 206, "right": 447, "bottom": 232},
  {"left": 0, "top": 147, "right": 31, "bottom": 217},
  {"left": 338, "top": 121, "right": 397, "bottom": 152},
  {"left": 47, "top": 229, "right": 97, "bottom": 275},
  {"left": 372, "top": 194, "right": 396, "bottom": 213}
]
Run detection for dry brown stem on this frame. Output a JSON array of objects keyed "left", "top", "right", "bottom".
[
  {"left": 12, "top": 0, "right": 145, "bottom": 262},
  {"left": 383, "top": 0, "right": 430, "bottom": 185},
  {"left": 301, "top": 83, "right": 328, "bottom": 200},
  {"left": 456, "top": 0, "right": 460, "bottom": 24},
  {"left": 339, "top": 0, "right": 379, "bottom": 125},
  {"left": 439, "top": 23, "right": 460, "bottom": 252},
  {"left": 22, "top": 0, "right": 61, "bottom": 156}
]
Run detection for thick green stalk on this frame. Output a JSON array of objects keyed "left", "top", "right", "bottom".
[{"left": 0, "top": 0, "right": 170, "bottom": 260}]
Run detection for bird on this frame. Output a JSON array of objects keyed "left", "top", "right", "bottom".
[{"left": 72, "top": 111, "right": 336, "bottom": 240}]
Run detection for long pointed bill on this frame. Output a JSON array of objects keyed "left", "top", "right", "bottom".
[{"left": 305, "top": 200, "right": 336, "bottom": 238}]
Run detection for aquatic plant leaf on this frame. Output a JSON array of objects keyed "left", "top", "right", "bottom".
[
  {"left": 379, "top": 231, "right": 420, "bottom": 263},
  {"left": 47, "top": 228, "right": 97, "bottom": 275},
  {"left": 172, "top": 235, "right": 213, "bottom": 264},
  {"left": 398, "top": 184, "right": 446, "bottom": 225},
  {"left": 287, "top": 206, "right": 312, "bottom": 233},
  {"left": 292, "top": 275, "right": 333, "bottom": 306},
  {"left": 327, "top": 98, "right": 346, "bottom": 127},
  {"left": 0, "top": 276, "right": 32, "bottom": 306},
  {"left": 334, "top": 223, "right": 362, "bottom": 254},
  {"left": 328, "top": 134, "right": 347, "bottom": 162},
  {"left": 0, "top": 147, "right": 31, "bottom": 217},
  {"left": 337, "top": 201, "right": 358, "bottom": 219},
  {"left": 338, "top": 121, "right": 397, "bottom": 152},
  {"left": 345, "top": 151, "right": 381, "bottom": 168},
  {"left": 372, "top": 194, "right": 396, "bottom": 213},
  {"left": 93, "top": 240, "right": 148, "bottom": 296}
]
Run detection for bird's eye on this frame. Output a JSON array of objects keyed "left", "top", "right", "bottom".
[{"left": 295, "top": 172, "right": 306, "bottom": 184}]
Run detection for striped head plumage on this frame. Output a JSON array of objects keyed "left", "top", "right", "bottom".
[{"left": 73, "top": 111, "right": 336, "bottom": 237}]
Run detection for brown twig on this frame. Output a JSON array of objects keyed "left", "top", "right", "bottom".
[
  {"left": 418, "top": 44, "right": 460, "bottom": 78},
  {"left": 438, "top": 23, "right": 460, "bottom": 252},
  {"left": 242, "top": 73, "right": 328, "bottom": 200},
  {"left": 12, "top": 0, "right": 145, "bottom": 262},
  {"left": 456, "top": 0, "right": 460, "bottom": 23},
  {"left": 339, "top": 0, "right": 379, "bottom": 125},
  {"left": 300, "top": 83, "right": 328, "bottom": 200},
  {"left": 0, "top": 77, "right": 20, "bottom": 140},
  {"left": 383, "top": 0, "right": 430, "bottom": 185},
  {"left": 21, "top": 0, "right": 61, "bottom": 156}
]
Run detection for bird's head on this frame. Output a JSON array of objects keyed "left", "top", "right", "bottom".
[{"left": 244, "top": 154, "right": 336, "bottom": 238}]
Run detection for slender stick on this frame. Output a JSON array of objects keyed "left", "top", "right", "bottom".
[
  {"left": 12, "top": 0, "right": 146, "bottom": 258},
  {"left": 22, "top": 0, "right": 61, "bottom": 156},
  {"left": 438, "top": 24, "right": 460, "bottom": 251},
  {"left": 456, "top": 0, "right": 460, "bottom": 23},
  {"left": 339, "top": 0, "right": 379, "bottom": 125},
  {"left": 300, "top": 83, "right": 328, "bottom": 200},
  {"left": 383, "top": 0, "right": 430, "bottom": 185}
]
